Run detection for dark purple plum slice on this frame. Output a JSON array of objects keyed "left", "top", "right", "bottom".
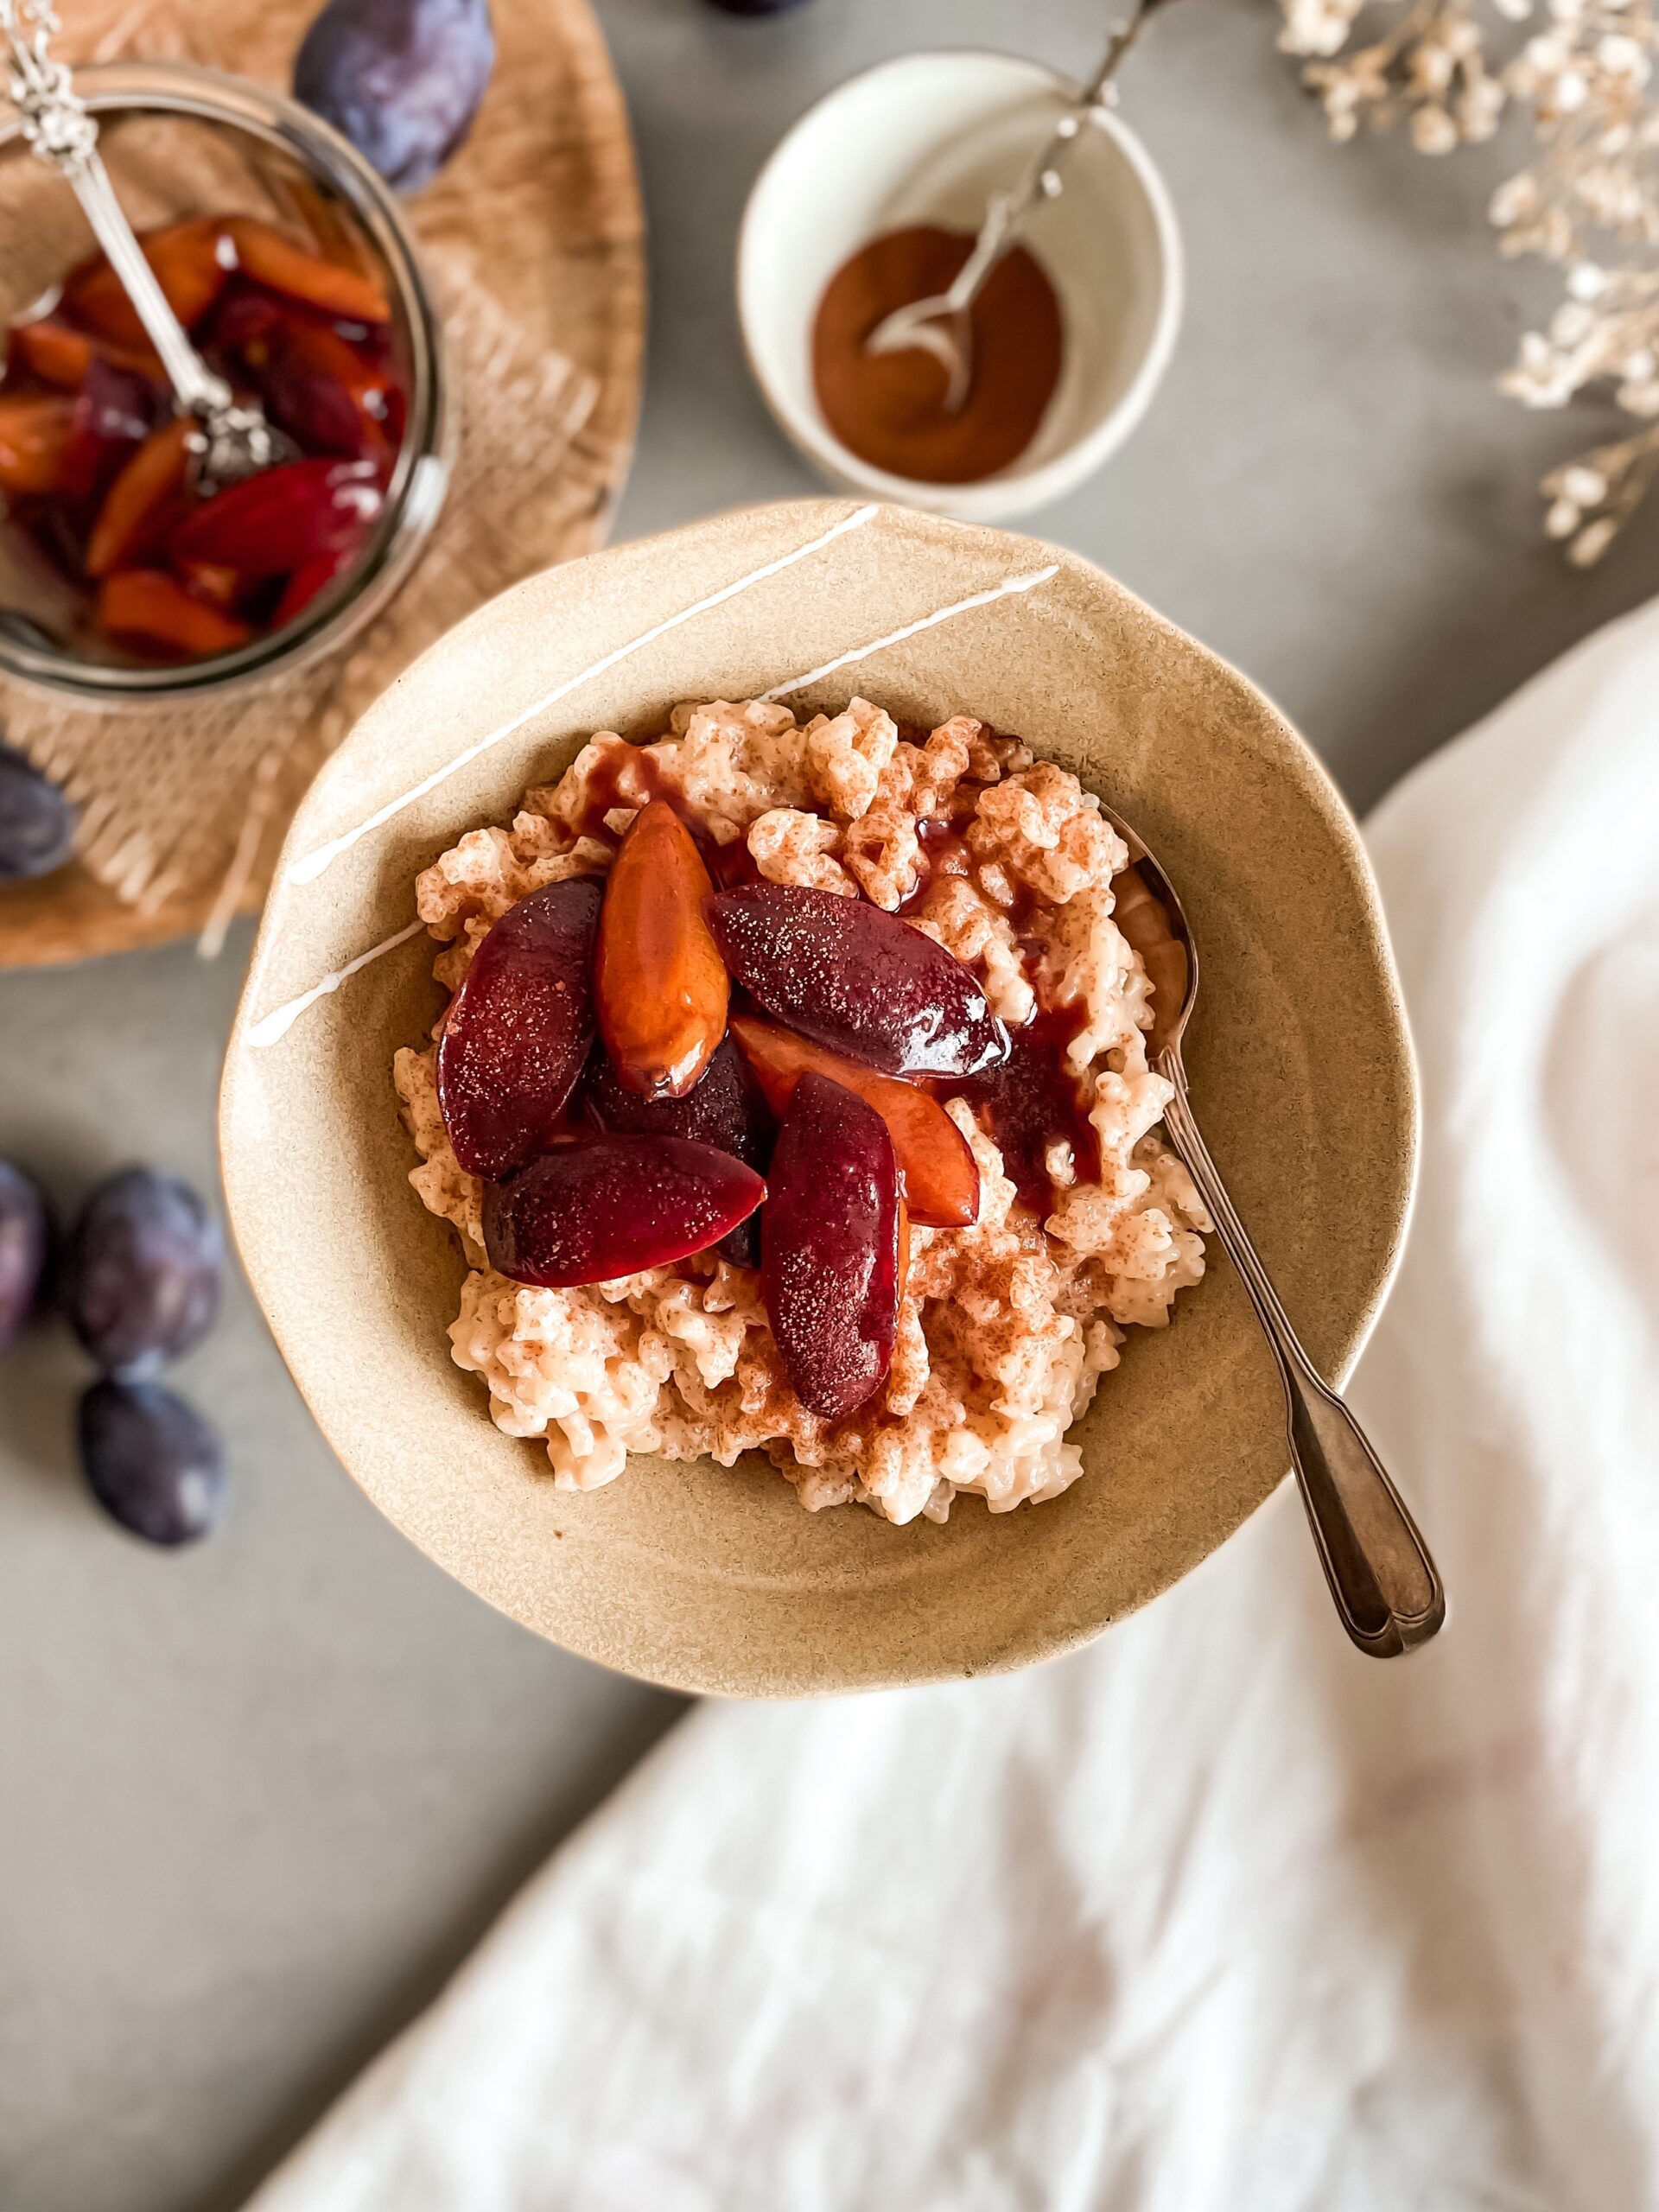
[
  {"left": 79, "top": 1378, "right": 226, "bottom": 1546},
  {"left": 762, "top": 1071, "right": 902, "bottom": 1421},
  {"left": 482, "top": 1135, "right": 766, "bottom": 1289},
  {"left": 584, "top": 1034, "right": 772, "bottom": 1267},
  {"left": 65, "top": 1167, "right": 222, "bottom": 1379},
  {"left": 294, "top": 0, "right": 497, "bottom": 195},
  {"left": 263, "top": 357, "right": 366, "bottom": 460},
  {"left": 706, "top": 882, "right": 1009, "bottom": 1079},
  {"left": 0, "top": 1158, "right": 51, "bottom": 1349},
  {"left": 60, "top": 358, "right": 156, "bottom": 504},
  {"left": 436, "top": 877, "right": 602, "bottom": 1180}
]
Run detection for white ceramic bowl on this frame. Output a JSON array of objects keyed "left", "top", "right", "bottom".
[{"left": 738, "top": 50, "right": 1183, "bottom": 522}]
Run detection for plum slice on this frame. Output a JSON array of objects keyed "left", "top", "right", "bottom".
[
  {"left": 595, "top": 800, "right": 729, "bottom": 1100},
  {"left": 729, "top": 1012, "right": 976, "bottom": 1230},
  {"left": 86, "top": 416, "right": 194, "bottom": 578},
  {"left": 224, "top": 218, "right": 391, "bottom": 325},
  {"left": 260, "top": 320, "right": 397, "bottom": 464},
  {"left": 585, "top": 1033, "right": 772, "bottom": 1266},
  {"left": 96, "top": 572, "right": 251, "bottom": 659},
  {"left": 0, "top": 394, "right": 76, "bottom": 496},
  {"left": 67, "top": 219, "right": 231, "bottom": 346},
  {"left": 272, "top": 547, "right": 354, "bottom": 628},
  {"left": 483, "top": 1135, "right": 765, "bottom": 1289},
  {"left": 10, "top": 319, "right": 162, "bottom": 390},
  {"left": 60, "top": 359, "right": 156, "bottom": 505},
  {"left": 168, "top": 456, "right": 384, "bottom": 580},
  {"left": 436, "top": 877, "right": 602, "bottom": 1179},
  {"left": 763, "top": 1071, "right": 904, "bottom": 1421},
  {"left": 707, "top": 882, "right": 1009, "bottom": 1080}
]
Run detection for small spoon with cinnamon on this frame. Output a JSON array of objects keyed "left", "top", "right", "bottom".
[
  {"left": 864, "top": 0, "right": 1173, "bottom": 412},
  {"left": 1103, "top": 798, "right": 1446, "bottom": 1657}
]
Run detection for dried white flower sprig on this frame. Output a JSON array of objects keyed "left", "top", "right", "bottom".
[
  {"left": 1288, "top": 0, "right": 1508, "bottom": 150},
  {"left": 1280, "top": 0, "right": 1659, "bottom": 561}
]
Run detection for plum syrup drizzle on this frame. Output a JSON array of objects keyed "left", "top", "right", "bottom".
[
  {"left": 900, "top": 792, "right": 1101, "bottom": 1214},
  {"left": 563, "top": 747, "right": 762, "bottom": 889},
  {"left": 935, "top": 1009, "right": 1098, "bottom": 1213}
]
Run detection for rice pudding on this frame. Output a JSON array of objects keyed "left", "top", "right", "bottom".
[{"left": 394, "top": 696, "right": 1208, "bottom": 1526}]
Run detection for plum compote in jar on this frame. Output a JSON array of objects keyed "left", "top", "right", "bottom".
[{"left": 0, "top": 212, "right": 404, "bottom": 666}]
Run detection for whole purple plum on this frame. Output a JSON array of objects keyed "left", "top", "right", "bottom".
[
  {"left": 79, "top": 1379, "right": 227, "bottom": 1547},
  {"left": 0, "top": 1159, "right": 51, "bottom": 1350},
  {"left": 294, "top": 0, "right": 495, "bottom": 195},
  {"left": 65, "top": 1168, "right": 222, "bottom": 1379},
  {"left": 0, "top": 741, "right": 76, "bottom": 883}
]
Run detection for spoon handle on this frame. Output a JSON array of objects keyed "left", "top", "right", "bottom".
[
  {"left": 1, "top": 0, "right": 232, "bottom": 416},
  {"left": 940, "top": 0, "right": 1171, "bottom": 322},
  {"left": 1160, "top": 1071, "right": 1446, "bottom": 1657},
  {"left": 69, "top": 159, "right": 235, "bottom": 416}
]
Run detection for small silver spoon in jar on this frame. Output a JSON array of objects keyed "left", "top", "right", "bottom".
[
  {"left": 0, "top": 0, "right": 293, "bottom": 491},
  {"left": 864, "top": 0, "right": 1173, "bottom": 414},
  {"left": 1102, "top": 799, "right": 1446, "bottom": 1657}
]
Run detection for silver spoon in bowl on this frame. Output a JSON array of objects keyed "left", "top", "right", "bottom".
[
  {"left": 864, "top": 0, "right": 1173, "bottom": 414},
  {"left": 1, "top": 0, "right": 293, "bottom": 492},
  {"left": 1102, "top": 799, "right": 1446, "bottom": 1657}
]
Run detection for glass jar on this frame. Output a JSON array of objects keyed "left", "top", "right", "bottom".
[{"left": 0, "top": 59, "right": 448, "bottom": 702}]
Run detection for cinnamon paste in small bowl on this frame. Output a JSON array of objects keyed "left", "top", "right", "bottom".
[
  {"left": 738, "top": 51, "right": 1182, "bottom": 517},
  {"left": 811, "top": 226, "right": 1063, "bottom": 486}
]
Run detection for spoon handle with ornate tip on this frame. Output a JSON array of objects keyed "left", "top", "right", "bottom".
[
  {"left": 1, "top": 0, "right": 288, "bottom": 485},
  {"left": 1160, "top": 1068, "right": 1446, "bottom": 1657}
]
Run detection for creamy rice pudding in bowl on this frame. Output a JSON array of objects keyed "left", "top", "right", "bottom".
[
  {"left": 395, "top": 698, "right": 1207, "bottom": 1526},
  {"left": 221, "top": 500, "right": 1415, "bottom": 1695}
]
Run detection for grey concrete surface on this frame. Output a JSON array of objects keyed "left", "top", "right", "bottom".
[{"left": 4, "top": 3, "right": 1658, "bottom": 2209}]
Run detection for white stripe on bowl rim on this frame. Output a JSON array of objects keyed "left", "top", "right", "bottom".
[{"left": 246, "top": 531, "right": 1062, "bottom": 1049}]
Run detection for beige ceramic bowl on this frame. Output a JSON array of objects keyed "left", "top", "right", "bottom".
[{"left": 221, "top": 499, "right": 1415, "bottom": 1698}]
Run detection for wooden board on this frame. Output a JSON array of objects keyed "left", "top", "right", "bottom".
[{"left": 0, "top": 0, "right": 644, "bottom": 968}]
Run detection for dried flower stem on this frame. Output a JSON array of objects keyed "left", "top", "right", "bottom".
[{"left": 1280, "top": 0, "right": 1659, "bottom": 560}]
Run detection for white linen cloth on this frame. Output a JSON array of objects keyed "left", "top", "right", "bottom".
[{"left": 249, "top": 602, "right": 1659, "bottom": 2212}]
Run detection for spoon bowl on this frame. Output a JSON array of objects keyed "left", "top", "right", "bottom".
[{"left": 1098, "top": 798, "right": 1195, "bottom": 1061}]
